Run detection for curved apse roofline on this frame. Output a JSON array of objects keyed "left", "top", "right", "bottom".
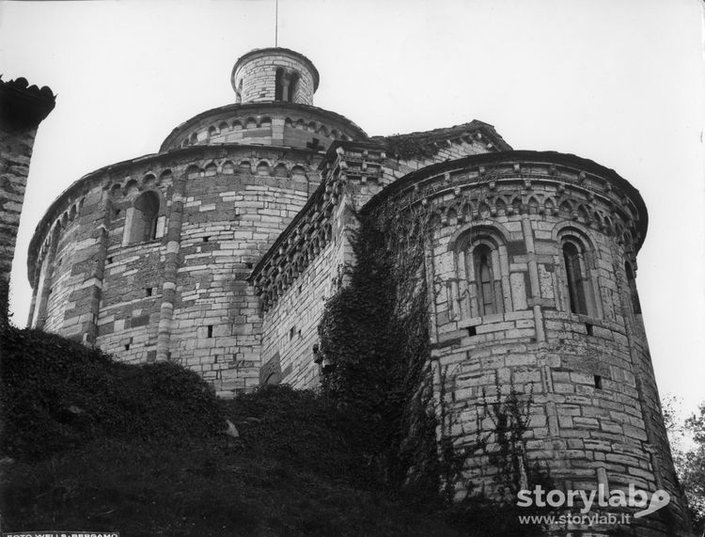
[{"left": 159, "top": 101, "right": 369, "bottom": 152}]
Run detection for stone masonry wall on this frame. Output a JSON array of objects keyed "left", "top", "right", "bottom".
[
  {"left": 0, "top": 77, "right": 54, "bottom": 327},
  {"left": 1, "top": 125, "right": 39, "bottom": 325},
  {"left": 28, "top": 145, "right": 320, "bottom": 397},
  {"left": 254, "top": 135, "right": 501, "bottom": 389},
  {"left": 366, "top": 153, "right": 688, "bottom": 535}
]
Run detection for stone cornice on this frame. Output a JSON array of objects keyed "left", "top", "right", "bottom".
[
  {"left": 362, "top": 150, "right": 648, "bottom": 248},
  {"left": 250, "top": 144, "right": 388, "bottom": 310}
]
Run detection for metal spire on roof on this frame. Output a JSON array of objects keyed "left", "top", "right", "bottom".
[{"left": 275, "top": 0, "right": 279, "bottom": 46}]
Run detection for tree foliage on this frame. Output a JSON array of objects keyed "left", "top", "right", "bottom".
[{"left": 663, "top": 395, "right": 705, "bottom": 534}]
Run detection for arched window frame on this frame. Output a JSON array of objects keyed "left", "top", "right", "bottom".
[
  {"left": 449, "top": 224, "right": 512, "bottom": 320},
  {"left": 469, "top": 242, "right": 503, "bottom": 317},
  {"left": 559, "top": 232, "right": 600, "bottom": 318},
  {"left": 122, "top": 190, "right": 164, "bottom": 246}
]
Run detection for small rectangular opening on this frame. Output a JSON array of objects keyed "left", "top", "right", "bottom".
[
  {"left": 203, "top": 236, "right": 210, "bottom": 242},
  {"left": 467, "top": 326, "right": 477, "bottom": 337},
  {"left": 107, "top": 257, "right": 113, "bottom": 264},
  {"left": 207, "top": 325, "right": 213, "bottom": 338},
  {"left": 145, "top": 287, "right": 153, "bottom": 297},
  {"left": 124, "top": 343, "right": 130, "bottom": 351},
  {"left": 594, "top": 375, "right": 602, "bottom": 389},
  {"left": 289, "top": 326, "right": 296, "bottom": 340},
  {"left": 585, "top": 323, "right": 593, "bottom": 336}
]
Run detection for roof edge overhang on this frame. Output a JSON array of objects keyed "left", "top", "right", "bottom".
[{"left": 361, "top": 149, "right": 648, "bottom": 247}]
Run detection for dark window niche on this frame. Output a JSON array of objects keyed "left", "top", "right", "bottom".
[
  {"left": 467, "top": 326, "right": 477, "bottom": 337},
  {"left": 207, "top": 325, "right": 214, "bottom": 338},
  {"left": 586, "top": 323, "right": 593, "bottom": 336},
  {"left": 594, "top": 375, "right": 602, "bottom": 389},
  {"left": 145, "top": 287, "right": 153, "bottom": 297}
]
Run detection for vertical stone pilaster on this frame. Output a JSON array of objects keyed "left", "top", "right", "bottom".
[
  {"left": 34, "top": 228, "right": 59, "bottom": 330},
  {"left": 521, "top": 214, "right": 546, "bottom": 342},
  {"left": 156, "top": 174, "right": 186, "bottom": 361},
  {"left": 83, "top": 191, "right": 112, "bottom": 346}
]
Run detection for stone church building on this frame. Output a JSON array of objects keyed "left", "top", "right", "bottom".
[{"left": 25, "top": 48, "right": 691, "bottom": 535}]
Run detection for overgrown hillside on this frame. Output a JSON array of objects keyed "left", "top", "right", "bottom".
[
  {"left": 0, "top": 326, "right": 540, "bottom": 536},
  {"left": 0, "top": 327, "right": 461, "bottom": 536}
]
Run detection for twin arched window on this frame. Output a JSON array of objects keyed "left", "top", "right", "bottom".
[{"left": 275, "top": 68, "right": 299, "bottom": 102}]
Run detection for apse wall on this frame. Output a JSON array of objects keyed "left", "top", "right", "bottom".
[
  {"left": 27, "top": 145, "right": 321, "bottom": 396},
  {"left": 364, "top": 150, "right": 689, "bottom": 534}
]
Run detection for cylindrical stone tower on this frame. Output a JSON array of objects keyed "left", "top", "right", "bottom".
[
  {"left": 364, "top": 150, "right": 690, "bottom": 536},
  {"left": 231, "top": 47, "right": 319, "bottom": 105}
]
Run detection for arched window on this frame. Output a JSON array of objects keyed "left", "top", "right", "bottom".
[
  {"left": 473, "top": 244, "right": 499, "bottom": 316},
  {"left": 275, "top": 68, "right": 298, "bottom": 102},
  {"left": 625, "top": 261, "right": 641, "bottom": 314},
  {"left": 563, "top": 241, "right": 588, "bottom": 315},
  {"left": 128, "top": 191, "right": 159, "bottom": 244}
]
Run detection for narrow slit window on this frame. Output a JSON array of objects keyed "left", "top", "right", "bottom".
[
  {"left": 625, "top": 262, "right": 641, "bottom": 314},
  {"left": 594, "top": 375, "right": 602, "bottom": 389},
  {"left": 474, "top": 244, "right": 498, "bottom": 316},
  {"left": 563, "top": 242, "right": 588, "bottom": 315},
  {"left": 207, "top": 325, "right": 213, "bottom": 338}
]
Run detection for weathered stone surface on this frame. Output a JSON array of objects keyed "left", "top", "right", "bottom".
[{"left": 23, "top": 48, "right": 688, "bottom": 536}]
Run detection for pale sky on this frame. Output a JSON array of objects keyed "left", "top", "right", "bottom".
[{"left": 1, "top": 0, "right": 703, "bottom": 415}]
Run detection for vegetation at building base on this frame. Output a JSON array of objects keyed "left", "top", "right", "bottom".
[{"left": 0, "top": 324, "right": 535, "bottom": 537}]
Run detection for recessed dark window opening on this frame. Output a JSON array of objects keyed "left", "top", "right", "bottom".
[
  {"left": 207, "top": 325, "right": 214, "bottom": 338},
  {"left": 468, "top": 326, "right": 477, "bottom": 337},
  {"left": 585, "top": 323, "right": 593, "bottom": 336},
  {"left": 594, "top": 375, "right": 602, "bottom": 389}
]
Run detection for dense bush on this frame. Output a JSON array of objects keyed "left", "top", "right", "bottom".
[
  {"left": 222, "top": 384, "right": 376, "bottom": 486},
  {"left": 1, "top": 326, "right": 224, "bottom": 460}
]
